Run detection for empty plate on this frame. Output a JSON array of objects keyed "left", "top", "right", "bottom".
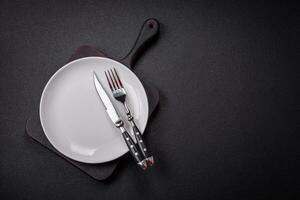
[{"left": 40, "top": 57, "right": 149, "bottom": 163}]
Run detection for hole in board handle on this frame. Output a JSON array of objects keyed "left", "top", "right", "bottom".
[{"left": 148, "top": 23, "right": 154, "bottom": 28}]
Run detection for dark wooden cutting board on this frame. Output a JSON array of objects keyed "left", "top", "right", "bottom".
[{"left": 25, "top": 19, "right": 160, "bottom": 180}]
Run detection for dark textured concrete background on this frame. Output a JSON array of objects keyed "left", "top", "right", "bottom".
[{"left": 0, "top": 0, "right": 298, "bottom": 199}]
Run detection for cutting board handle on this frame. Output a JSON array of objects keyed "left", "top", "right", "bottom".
[{"left": 120, "top": 18, "right": 159, "bottom": 68}]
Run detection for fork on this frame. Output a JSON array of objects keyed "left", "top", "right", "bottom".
[{"left": 105, "top": 68, "right": 154, "bottom": 167}]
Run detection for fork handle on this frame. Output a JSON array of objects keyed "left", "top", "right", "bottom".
[
  {"left": 119, "top": 126, "right": 147, "bottom": 170},
  {"left": 130, "top": 121, "right": 154, "bottom": 166}
]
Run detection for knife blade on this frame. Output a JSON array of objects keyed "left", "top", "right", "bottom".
[
  {"left": 93, "top": 73, "right": 121, "bottom": 125},
  {"left": 93, "top": 72, "right": 147, "bottom": 170}
]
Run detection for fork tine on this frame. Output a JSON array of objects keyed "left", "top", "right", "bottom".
[
  {"left": 113, "top": 68, "right": 123, "bottom": 88},
  {"left": 110, "top": 68, "right": 120, "bottom": 89},
  {"left": 108, "top": 69, "right": 118, "bottom": 90},
  {"left": 105, "top": 71, "right": 113, "bottom": 91}
]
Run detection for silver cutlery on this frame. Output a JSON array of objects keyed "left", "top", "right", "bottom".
[
  {"left": 104, "top": 68, "right": 154, "bottom": 166},
  {"left": 93, "top": 72, "right": 148, "bottom": 170}
]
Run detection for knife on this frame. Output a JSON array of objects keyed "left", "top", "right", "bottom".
[{"left": 93, "top": 72, "right": 147, "bottom": 170}]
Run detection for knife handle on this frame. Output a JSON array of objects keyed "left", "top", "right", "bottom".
[
  {"left": 131, "top": 121, "right": 154, "bottom": 166},
  {"left": 122, "top": 102, "right": 154, "bottom": 166},
  {"left": 120, "top": 126, "right": 147, "bottom": 170}
]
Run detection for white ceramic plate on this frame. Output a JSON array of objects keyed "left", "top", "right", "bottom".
[{"left": 40, "top": 57, "right": 149, "bottom": 163}]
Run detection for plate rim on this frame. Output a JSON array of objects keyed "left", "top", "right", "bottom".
[{"left": 39, "top": 56, "right": 149, "bottom": 163}]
